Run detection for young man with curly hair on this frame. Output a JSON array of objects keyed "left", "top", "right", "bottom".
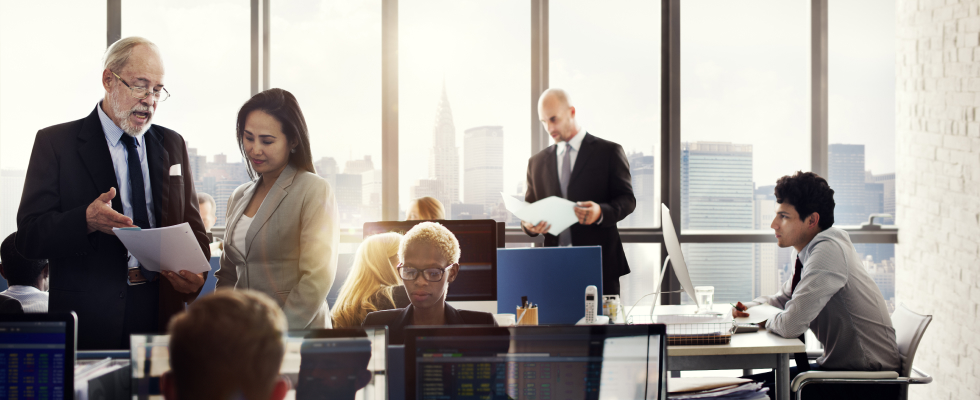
[
  {"left": 734, "top": 171, "right": 899, "bottom": 399},
  {"left": 362, "top": 221, "right": 496, "bottom": 344}
]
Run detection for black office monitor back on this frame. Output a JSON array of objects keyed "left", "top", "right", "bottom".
[{"left": 363, "top": 219, "right": 497, "bottom": 301}]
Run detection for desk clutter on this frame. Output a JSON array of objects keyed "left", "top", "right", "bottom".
[{"left": 668, "top": 377, "right": 769, "bottom": 399}]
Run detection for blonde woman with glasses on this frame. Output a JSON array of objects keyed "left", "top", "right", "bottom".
[{"left": 331, "top": 232, "right": 410, "bottom": 328}]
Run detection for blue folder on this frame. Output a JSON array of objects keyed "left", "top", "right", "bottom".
[{"left": 496, "top": 246, "right": 603, "bottom": 324}]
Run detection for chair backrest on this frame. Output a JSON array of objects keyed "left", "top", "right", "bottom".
[{"left": 891, "top": 304, "right": 932, "bottom": 377}]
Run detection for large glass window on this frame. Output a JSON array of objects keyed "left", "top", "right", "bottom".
[
  {"left": 0, "top": 1, "right": 107, "bottom": 240},
  {"left": 398, "top": 0, "right": 530, "bottom": 223},
  {"left": 271, "top": 1, "right": 382, "bottom": 230},
  {"left": 829, "top": 0, "right": 896, "bottom": 310},
  {"left": 122, "top": 0, "right": 251, "bottom": 227},
  {"left": 681, "top": 1, "right": 810, "bottom": 303},
  {"left": 550, "top": 0, "right": 662, "bottom": 229}
]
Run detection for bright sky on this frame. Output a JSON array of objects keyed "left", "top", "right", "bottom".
[{"left": 0, "top": 0, "right": 896, "bottom": 206}]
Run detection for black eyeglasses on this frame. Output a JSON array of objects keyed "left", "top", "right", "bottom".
[
  {"left": 397, "top": 262, "right": 456, "bottom": 282},
  {"left": 111, "top": 71, "right": 170, "bottom": 101}
]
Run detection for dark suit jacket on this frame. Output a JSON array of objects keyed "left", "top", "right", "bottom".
[
  {"left": 522, "top": 132, "right": 635, "bottom": 294},
  {"left": 362, "top": 303, "right": 497, "bottom": 344},
  {"left": 16, "top": 106, "right": 210, "bottom": 349},
  {"left": 0, "top": 294, "right": 24, "bottom": 314}
]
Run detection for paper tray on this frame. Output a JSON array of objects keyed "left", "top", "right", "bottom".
[{"left": 629, "top": 314, "right": 735, "bottom": 345}]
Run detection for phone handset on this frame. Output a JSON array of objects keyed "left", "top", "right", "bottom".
[{"left": 584, "top": 285, "right": 598, "bottom": 324}]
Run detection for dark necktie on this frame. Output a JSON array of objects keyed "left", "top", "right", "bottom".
[
  {"left": 120, "top": 135, "right": 157, "bottom": 281},
  {"left": 558, "top": 143, "right": 572, "bottom": 246},
  {"left": 791, "top": 256, "right": 809, "bottom": 372}
]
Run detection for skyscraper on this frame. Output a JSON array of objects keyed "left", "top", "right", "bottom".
[
  {"left": 754, "top": 185, "right": 790, "bottom": 298},
  {"left": 828, "top": 144, "right": 866, "bottom": 225},
  {"left": 427, "top": 84, "right": 460, "bottom": 206},
  {"left": 627, "top": 152, "right": 655, "bottom": 227},
  {"left": 463, "top": 126, "right": 504, "bottom": 212},
  {"left": 681, "top": 142, "right": 754, "bottom": 303}
]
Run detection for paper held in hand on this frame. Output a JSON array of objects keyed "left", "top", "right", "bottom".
[
  {"left": 501, "top": 193, "right": 579, "bottom": 236},
  {"left": 734, "top": 304, "right": 783, "bottom": 324},
  {"left": 112, "top": 223, "right": 211, "bottom": 274}
]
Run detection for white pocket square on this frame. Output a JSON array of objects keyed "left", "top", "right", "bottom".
[{"left": 169, "top": 164, "right": 182, "bottom": 176}]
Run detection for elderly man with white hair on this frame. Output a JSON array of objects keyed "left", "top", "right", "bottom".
[
  {"left": 16, "top": 36, "right": 211, "bottom": 350},
  {"left": 521, "top": 88, "right": 636, "bottom": 295}
]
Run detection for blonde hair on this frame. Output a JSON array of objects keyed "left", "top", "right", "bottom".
[
  {"left": 331, "top": 232, "right": 403, "bottom": 328},
  {"left": 103, "top": 36, "right": 160, "bottom": 72},
  {"left": 407, "top": 197, "right": 446, "bottom": 220},
  {"left": 399, "top": 222, "right": 460, "bottom": 265},
  {"left": 168, "top": 289, "right": 286, "bottom": 400}
]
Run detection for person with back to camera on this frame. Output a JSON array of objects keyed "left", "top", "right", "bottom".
[
  {"left": 216, "top": 88, "right": 339, "bottom": 330},
  {"left": 735, "top": 171, "right": 900, "bottom": 400},
  {"left": 0, "top": 232, "right": 49, "bottom": 313},
  {"left": 362, "top": 222, "right": 496, "bottom": 344},
  {"left": 406, "top": 196, "right": 445, "bottom": 220},
  {"left": 331, "top": 232, "right": 410, "bottom": 328},
  {"left": 161, "top": 289, "right": 289, "bottom": 400}
]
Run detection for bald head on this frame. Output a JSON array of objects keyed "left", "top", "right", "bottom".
[{"left": 537, "top": 88, "right": 579, "bottom": 144}]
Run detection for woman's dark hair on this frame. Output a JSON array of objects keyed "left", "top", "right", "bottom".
[
  {"left": 236, "top": 88, "right": 316, "bottom": 179},
  {"left": 774, "top": 171, "right": 836, "bottom": 230}
]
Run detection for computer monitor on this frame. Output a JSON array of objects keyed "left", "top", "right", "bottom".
[
  {"left": 130, "top": 327, "right": 388, "bottom": 400},
  {"left": 0, "top": 312, "right": 77, "bottom": 399},
  {"left": 363, "top": 220, "right": 497, "bottom": 301},
  {"left": 405, "top": 324, "right": 668, "bottom": 400},
  {"left": 659, "top": 204, "right": 700, "bottom": 308}
]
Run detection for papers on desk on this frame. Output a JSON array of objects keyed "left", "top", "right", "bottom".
[
  {"left": 113, "top": 223, "right": 211, "bottom": 274},
  {"left": 501, "top": 193, "right": 579, "bottom": 236},
  {"left": 734, "top": 304, "right": 783, "bottom": 325},
  {"left": 668, "top": 378, "right": 768, "bottom": 399}
]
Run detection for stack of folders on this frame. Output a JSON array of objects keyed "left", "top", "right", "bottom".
[
  {"left": 668, "top": 377, "right": 769, "bottom": 400},
  {"left": 74, "top": 358, "right": 131, "bottom": 400}
]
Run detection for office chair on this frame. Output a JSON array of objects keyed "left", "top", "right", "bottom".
[{"left": 791, "top": 304, "right": 933, "bottom": 400}]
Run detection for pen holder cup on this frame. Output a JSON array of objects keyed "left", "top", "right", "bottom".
[{"left": 516, "top": 306, "right": 539, "bottom": 326}]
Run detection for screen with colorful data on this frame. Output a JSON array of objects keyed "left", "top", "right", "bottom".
[
  {"left": 406, "top": 325, "right": 667, "bottom": 400},
  {"left": 0, "top": 321, "right": 69, "bottom": 399}
]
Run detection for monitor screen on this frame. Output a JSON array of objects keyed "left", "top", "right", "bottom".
[
  {"left": 363, "top": 220, "right": 497, "bottom": 301},
  {"left": 131, "top": 328, "right": 388, "bottom": 400},
  {"left": 0, "top": 316, "right": 74, "bottom": 399},
  {"left": 405, "top": 325, "right": 667, "bottom": 400}
]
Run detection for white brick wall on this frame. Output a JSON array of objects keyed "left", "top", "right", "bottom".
[{"left": 898, "top": 1, "right": 980, "bottom": 398}]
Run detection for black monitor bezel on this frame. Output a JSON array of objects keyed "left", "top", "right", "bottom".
[
  {"left": 404, "top": 324, "right": 668, "bottom": 400},
  {"left": 363, "top": 219, "right": 498, "bottom": 301},
  {"left": 0, "top": 312, "right": 77, "bottom": 399}
]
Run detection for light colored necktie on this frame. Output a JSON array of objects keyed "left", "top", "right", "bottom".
[{"left": 559, "top": 143, "right": 573, "bottom": 246}]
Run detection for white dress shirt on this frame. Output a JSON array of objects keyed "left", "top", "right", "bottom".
[
  {"left": 1, "top": 286, "right": 49, "bottom": 313},
  {"left": 232, "top": 215, "right": 253, "bottom": 255},
  {"left": 97, "top": 102, "right": 156, "bottom": 270}
]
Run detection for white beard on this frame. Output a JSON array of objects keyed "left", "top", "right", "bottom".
[{"left": 108, "top": 89, "right": 153, "bottom": 137}]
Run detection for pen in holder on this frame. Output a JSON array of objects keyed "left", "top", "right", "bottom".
[{"left": 516, "top": 306, "right": 539, "bottom": 326}]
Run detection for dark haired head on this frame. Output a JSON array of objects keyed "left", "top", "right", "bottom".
[
  {"left": 0, "top": 233, "right": 48, "bottom": 287},
  {"left": 236, "top": 88, "right": 316, "bottom": 179},
  {"left": 774, "top": 171, "right": 835, "bottom": 230}
]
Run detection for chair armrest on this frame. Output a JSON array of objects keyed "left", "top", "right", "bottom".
[
  {"left": 910, "top": 366, "right": 933, "bottom": 384},
  {"left": 791, "top": 370, "right": 899, "bottom": 392},
  {"left": 806, "top": 351, "right": 822, "bottom": 359}
]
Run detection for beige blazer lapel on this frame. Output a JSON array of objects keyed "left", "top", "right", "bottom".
[{"left": 245, "top": 164, "right": 298, "bottom": 254}]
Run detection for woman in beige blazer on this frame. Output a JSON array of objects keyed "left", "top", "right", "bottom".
[{"left": 216, "top": 88, "right": 339, "bottom": 329}]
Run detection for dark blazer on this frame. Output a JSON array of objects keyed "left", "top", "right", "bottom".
[
  {"left": 362, "top": 303, "right": 497, "bottom": 345},
  {"left": 522, "top": 132, "right": 635, "bottom": 294},
  {"left": 0, "top": 294, "right": 24, "bottom": 314},
  {"left": 16, "top": 106, "right": 210, "bottom": 349}
]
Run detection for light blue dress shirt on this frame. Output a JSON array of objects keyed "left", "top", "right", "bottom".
[{"left": 97, "top": 102, "right": 156, "bottom": 269}]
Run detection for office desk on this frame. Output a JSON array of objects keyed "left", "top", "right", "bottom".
[{"left": 639, "top": 304, "right": 804, "bottom": 400}]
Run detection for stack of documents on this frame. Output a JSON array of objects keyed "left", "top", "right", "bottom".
[{"left": 669, "top": 377, "right": 769, "bottom": 400}]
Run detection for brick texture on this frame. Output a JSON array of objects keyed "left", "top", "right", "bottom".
[{"left": 898, "top": 1, "right": 980, "bottom": 398}]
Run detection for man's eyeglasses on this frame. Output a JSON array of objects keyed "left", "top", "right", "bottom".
[
  {"left": 111, "top": 71, "right": 170, "bottom": 101},
  {"left": 397, "top": 263, "right": 456, "bottom": 282}
]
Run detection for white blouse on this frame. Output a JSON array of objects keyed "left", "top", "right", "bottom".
[{"left": 233, "top": 214, "right": 253, "bottom": 255}]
